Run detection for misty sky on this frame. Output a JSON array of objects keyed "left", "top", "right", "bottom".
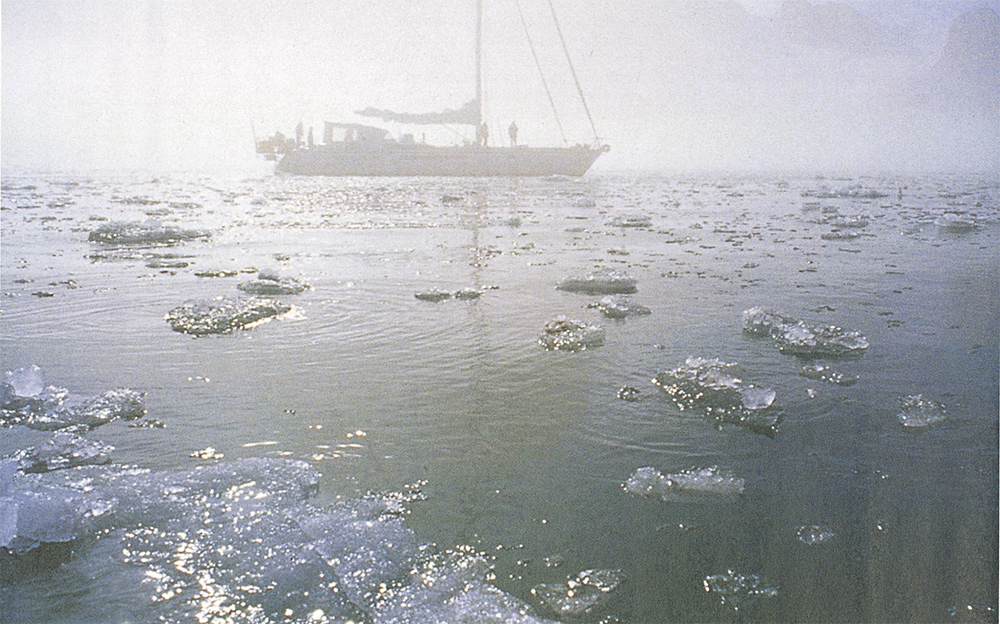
[{"left": 2, "top": 0, "right": 998, "bottom": 174}]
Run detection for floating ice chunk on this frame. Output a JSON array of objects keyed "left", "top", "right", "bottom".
[
  {"left": 2, "top": 491, "right": 79, "bottom": 553},
  {"left": 166, "top": 296, "right": 292, "bottom": 335},
  {"left": 795, "top": 525, "right": 836, "bottom": 545},
  {"left": 414, "top": 289, "right": 452, "bottom": 302},
  {"left": 800, "top": 363, "right": 858, "bottom": 386},
  {"left": 237, "top": 271, "right": 310, "bottom": 296},
  {"left": 624, "top": 466, "right": 745, "bottom": 502},
  {"left": 589, "top": 295, "right": 651, "bottom": 319},
  {"left": 897, "top": 394, "right": 947, "bottom": 428},
  {"left": 617, "top": 386, "right": 642, "bottom": 401},
  {"left": 13, "top": 432, "right": 113, "bottom": 473},
  {"left": 453, "top": 287, "right": 483, "bottom": 300},
  {"left": 1, "top": 369, "right": 145, "bottom": 432},
  {"left": 372, "top": 547, "right": 554, "bottom": 624},
  {"left": 821, "top": 230, "right": 862, "bottom": 240},
  {"left": 608, "top": 214, "right": 652, "bottom": 228},
  {"left": 4, "top": 365, "right": 45, "bottom": 398},
  {"left": 652, "top": 357, "right": 779, "bottom": 435},
  {"left": 531, "top": 568, "right": 625, "bottom": 616},
  {"left": 948, "top": 604, "right": 998, "bottom": 623},
  {"left": 87, "top": 220, "right": 210, "bottom": 246},
  {"left": 703, "top": 570, "right": 778, "bottom": 610},
  {"left": 557, "top": 270, "right": 637, "bottom": 295},
  {"left": 539, "top": 316, "right": 605, "bottom": 352},
  {"left": 826, "top": 214, "right": 870, "bottom": 229},
  {"left": 739, "top": 386, "right": 776, "bottom": 410},
  {"left": 936, "top": 214, "right": 977, "bottom": 233},
  {"left": 743, "top": 307, "right": 869, "bottom": 357}
]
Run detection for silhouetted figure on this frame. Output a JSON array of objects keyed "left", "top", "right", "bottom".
[
  {"left": 509, "top": 121, "right": 518, "bottom": 146},
  {"left": 477, "top": 122, "right": 489, "bottom": 146}
]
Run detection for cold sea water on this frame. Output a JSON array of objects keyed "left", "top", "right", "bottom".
[{"left": 1, "top": 170, "right": 997, "bottom": 623}]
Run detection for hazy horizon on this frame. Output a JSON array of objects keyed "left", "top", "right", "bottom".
[{"left": 3, "top": 0, "right": 998, "bottom": 176}]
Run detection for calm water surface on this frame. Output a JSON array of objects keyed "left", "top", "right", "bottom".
[{"left": 1, "top": 171, "right": 997, "bottom": 623}]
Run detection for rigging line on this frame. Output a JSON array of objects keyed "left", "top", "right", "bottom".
[
  {"left": 513, "top": 0, "right": 567, "bottom": 144},
  {"left": 546, "top": 0, "right": 600, "bottom": 143}
]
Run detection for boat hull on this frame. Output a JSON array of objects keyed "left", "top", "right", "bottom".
[{"left": 275, "top": 143, "right": 606, "bottom": 177}]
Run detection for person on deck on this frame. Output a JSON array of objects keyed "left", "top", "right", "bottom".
[
  {"left": 509, "top": 121, "right": 518, "bottom": 147},
  {"left": 477, "top": 122, "right": 489, "bottom": 147}
]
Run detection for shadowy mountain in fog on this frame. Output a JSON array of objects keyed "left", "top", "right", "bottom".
[{"left": 914, "top": 7, "right": 1000, "bottom": 112}]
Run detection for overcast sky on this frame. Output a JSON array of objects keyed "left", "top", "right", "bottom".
[{"left": 2, "top": 0, "right": 998, "bottom": 174}]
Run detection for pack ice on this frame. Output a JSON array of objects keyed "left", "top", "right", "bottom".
[
  {"left": 166, "top": 296, "right": 292, "bottom": 335},
  {"left": 652, "top": 357, "right": 779, "bottom": 435},
  {"left": 2, "top": 365, "right": 146, "bottom": 432},
  {"left": 87, "top": 220, "right": 210, "bottom": 246},
  {"left": 743, "top": 307, "right": 869, "bottom": 357},
  {"left": 556, "top": 270, "right": 637, "bottom": 295},
  {"left": 1, "top": 457, "right": 558, "bottom": 623}
]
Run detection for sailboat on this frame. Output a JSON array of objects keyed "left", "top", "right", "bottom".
[{"left": 256, "top": 0, "right": 608, "bottom": 177}]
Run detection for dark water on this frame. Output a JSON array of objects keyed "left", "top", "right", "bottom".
[{"left": 1, "top": 171, "right": 997, "bottom": 623}]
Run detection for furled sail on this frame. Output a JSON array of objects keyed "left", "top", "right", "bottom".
[{"left": 355, "top": 99, "right": 480, "bottom": 125}]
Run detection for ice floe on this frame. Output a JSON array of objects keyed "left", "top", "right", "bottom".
[
  {"left": 799, "top": 363, "right": 859, "bottom": 386},
  {"left": 531, "top": 568, "right": 625, "bottom": 617},
  {"left": 237, "top": 271, "right": 310, "bottom": 296},
  {"left": 703, "top": 570, "right": 778, "bottom": 610},
  {"left": 795, "top": 525, "right": 836, "bottom": 545},
  {"left": 897, "top": 394, "right": 947, "bottom": 428},
  {"left": 652, "top": 357, "right": 779, "bottom": 435},
  {"left": 1, "top": 366, "right": 146, "bottom": 432},
  {"left": 539, "top": 316, "right": 605, "bottom": 352},
  {"left": 0, "top": 457, "right": 555, "bottom": 622},
  {"left": 414, "top": 289, "right": 453, "bottom": 302},
  {"left": 10, "top": 432, "right": 113, "bottom": 473},
  {"left": 87, "top": 220, "right": 210, "bottom": 246},
  {"left": 624, "top": 466, "right": 745, "bottom": 502},
  {"left": 166, "top": 296, "right": 292, "bottom": 335},
  {"left": 588, "top": 295, "right": 651, "bottom": 319},
  {"left": 743, "top": 307, "right": 869, "bottom": 357},
  {"left": 556, "top": 270, "right": 637, "bottom": 295}
]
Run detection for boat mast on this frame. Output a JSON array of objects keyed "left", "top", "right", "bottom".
[{"left": 475, "top": 0, "right": 483, "bottom": 126}]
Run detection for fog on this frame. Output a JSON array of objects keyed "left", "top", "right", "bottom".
[{"left": 2, "top": 0, "right": 998, "bottom": 175}]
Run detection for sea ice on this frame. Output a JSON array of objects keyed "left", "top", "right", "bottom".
[
  {"left": 453, "top": 287, "right": 483, "bottom": 300},
  {"left": 87, "top": 220, "right": 210, "bottom": 246},
  {"left": 608, "top": 214, "right": 652, "bottom": 228},
  {"left": 703, "top": 570, "right": 778, "bottom": 610},
  {"left": 935, "top": 214, "right": 977, "bottom": 233},
  {"left": 795, "top": 525, "right": 836, "bottom": 545},
  {"left": 897, "top": 394, "right": 947, "bottom": 428},
  {"left": 743, "top": 307, "right": 869, "bottom": 357},
  {"left": 414, "top": 289, "right": 452, "bottom": 302},
  {"left": 652, "top": 357, "right": 779, "bottom": 434},
  {"left": 237, "top": 271, "right": 310, "bottom": 296},
  {"left": 589, "top": 295, "right": 651, "bottom": 319},
  {"left": 12, "top": 432, "right": 113, "bottom": 473},
  {"left": 624, "top": 466, "right": 745, "bottom": 502},
  {"left": 539, "top": 316, "right": 605, "bottom": 352},
  {"left": 556, "top": 270, "right": 637, "bottom": 295},
  {"left": 166, "top": 296, "right": 292, "bottom": 335},
  {"left": 531, "top": 568, "right": 625, "bottom": 616},
  {"left": 1, "top": 453, "right": 558, "bottom": 621},
  {"left": 2, "top": 369, "right": 145, "bottom": 433},
  {"left": 800, "top": 363, "right": 859, "bottom": 386},
  {"left": 4, "top": 365, "right": 44, "bottom": 397}
]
